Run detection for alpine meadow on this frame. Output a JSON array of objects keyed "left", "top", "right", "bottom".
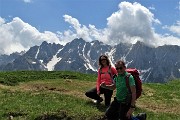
[{"left": 0, "top": 71, "right": 179, "bottom": 120}]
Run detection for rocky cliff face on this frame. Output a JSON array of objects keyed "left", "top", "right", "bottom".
[{"left": 1, "top": 38, "right": 180, "bottom": 83}]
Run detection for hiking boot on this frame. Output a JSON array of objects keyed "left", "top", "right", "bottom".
[
  {"left": 93, "top": 97, "right": 103, "bottom": 104},
  {"left": 136, "top": 113, "right": 147, "bottom": 120}
]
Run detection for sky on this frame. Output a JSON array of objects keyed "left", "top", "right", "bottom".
[{"left": 0, "top": 0, "right": 180, "bottom": 55}]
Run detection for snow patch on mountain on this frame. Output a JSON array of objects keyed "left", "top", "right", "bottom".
[
  {"left": 140, "top": 68, "right": 152, "bottom": 81},
  {"left": 106, "top": 47, "right": 116, "bottom": 67},
  {"left": 67, "top": 58, "right": 74, "bottom": 63},
  {"left": 32, "top": 61, "right": 36, "bottom": 64},
  {"left": 35, "top": 47, "right": 40, "bottom": 59},
  {"left": 82, "top": 43, "right": 97, "bottom": 71},
  {"left": 46, "top": 48, "right": 63, "bottom": 71},
  {"left": 126, "top": 60, "right": 133, "bottom": 67}
]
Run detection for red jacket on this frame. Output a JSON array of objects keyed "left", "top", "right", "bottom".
[{"left": 96, "top": 66, "right": 117, "bottom": 92}]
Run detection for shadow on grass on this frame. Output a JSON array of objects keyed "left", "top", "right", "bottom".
[
  {"left": 3, "top": 111, "right": 28, "bottom": 119},
  {"left": 34, "top": 109, "right": 107, "bottom": 120}
]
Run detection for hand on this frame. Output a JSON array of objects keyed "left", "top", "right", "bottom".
[
  {"left": 97, "top": 91, "right": 100, "bottom": 95},
  {"left": 126, "top": 108, "right": 134, "bottom": 119},
  {"left": 100, "top": 82, "right": 106, "bottom": 88}
]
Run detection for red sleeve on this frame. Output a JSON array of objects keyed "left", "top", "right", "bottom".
[{"left": 96, "top": 69, "right": 101, "bottom": 92}]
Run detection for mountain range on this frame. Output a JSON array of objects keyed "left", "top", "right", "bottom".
[{"left": 0, "top": 38, "right": 180, "bottom": 83}]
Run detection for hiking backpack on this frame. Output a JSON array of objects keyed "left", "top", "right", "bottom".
[{"left": 125, "top": 68, "right": 142, "bottom": 99}]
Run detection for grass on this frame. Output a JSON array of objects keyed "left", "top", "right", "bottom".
[
  {"left": 0, "top": 71, "right": 96, "bottom": 86},
  {"left": 0, "top": 90, "right": 102, "bottom": 120},
  {"left": 0, "top": 71, "right": 180, "bottom": 120}
]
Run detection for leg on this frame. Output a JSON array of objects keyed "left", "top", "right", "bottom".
[
  {"left": 103, "top": 88, "right": 113, "bottom": 106},
  {"left": 105, "top": 98, "right": 120, "bottom": 120},
  {"left": 119, "top": 103, "right": 131, "bottom": 120},
  {"left": 85, "top": 87, "right": 101, "bottom": 100}
]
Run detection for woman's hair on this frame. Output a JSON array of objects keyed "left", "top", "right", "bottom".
[
  {"left": 115, "top": 60, "right": 126, "bottom": 67},
  {"left": 98, "top": 55, "right": 111, "bottom": 68}
]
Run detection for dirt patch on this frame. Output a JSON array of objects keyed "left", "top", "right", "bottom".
[
  {"left": 15, "top": 80, "right": 95, "bottom": 100},
  {"left": 137, "top": 100, "right": 180, "bottom": 114},
  {"left": 142, "top": 86, "right": 156, "bottom": 97},
  {"left": 0, "top": 84, "right": 11, "bottom": 89},
  {"left": 18, "top": 83, "right": 69, "bottom": 92}
]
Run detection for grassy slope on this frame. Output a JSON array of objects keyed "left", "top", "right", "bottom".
[{"left": 0, "top": 71, "right": 179, "bottom": 120}]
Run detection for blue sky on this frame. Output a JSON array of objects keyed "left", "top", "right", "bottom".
[{"left": 0, "top": 0, "right": 180, "bottom": 55}]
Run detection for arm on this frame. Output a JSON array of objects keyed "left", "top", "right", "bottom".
[
  {"left": 126, "top": 77, "right": 136, "bottom": 119},
  {"left": 130, "top": 85, "right": 136, "bottom": 107},
  {"left": 96, "top": 70, "right": 101, "bottom": 94},
  {"left": 110, "top": 67, "right": 117, "bottom": 83},
  {"left": 126, "top": 85, "right": 136, "bottom": 119}
]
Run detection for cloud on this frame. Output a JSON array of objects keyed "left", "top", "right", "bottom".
[
  {"left": 163, "top": 21, "right": 180, "bottom": 36},
  {"left": 148, "top": 6, "right": 155, "bottom": 10},
  {"left": 59, "top": 2, "right": 163, "bottom": 46},
  {"left": 106, "top": 2, "right": 161, "bottom": 45},
  {"left": 22, "top": 0, "right": 32, "bottom": 3},
  {"left": 57, "top": 15, "right": 108, "bottom": 44},
  {"left": 0, "top": 17, "right": 60, "bottom": 55},
  {"left": 59, "top": 2, "right": 180, "bottom": 47},
  {"left": 154, "top": 33, "right": 180, "bottom": 46},
  {"left": 0, "top": 17, "right": 5, "bottom": 25}
]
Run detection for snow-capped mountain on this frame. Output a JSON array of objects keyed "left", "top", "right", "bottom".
[{"left": 0, "top": 38, "right": 180, "bottom": 83}]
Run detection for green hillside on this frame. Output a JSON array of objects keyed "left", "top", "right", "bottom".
[{"left": 0, "top": 71, "right": 179, "bottom": 120}]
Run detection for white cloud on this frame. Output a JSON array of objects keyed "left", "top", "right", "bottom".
[
  {"left": 163, "top": 21, "right": 180, "bottom": 36},
  {"left": 59, "top": 2, "right": 179, "bottom": 47},
  {"left": 106, "top": 2, "right": 161, "bottom": 45},
  {"left": 22, "top": 0, "right": 32, "bottom": 3},
  {"left": 148, "top": 6, "right": 155, "bottom": 10},
  {"left": 0, "top": 17, "right": 60, "bottom": 55},
  {"left": 154, "top": 33, "right": 180, "bottom": 46},
  {"left": 57, "top": 15, "right": 108, "bottom": 44},
  {"left": 0, "top": 17, "right": 5, "bottom": 25}
]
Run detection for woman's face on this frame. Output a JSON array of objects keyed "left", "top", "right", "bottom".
[{"left": 100, "top": 56, "right": 107, "bottom": 66}]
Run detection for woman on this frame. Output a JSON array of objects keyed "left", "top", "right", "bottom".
[{"left": 85, "top": 55, "right": 117, "bottom": 106}]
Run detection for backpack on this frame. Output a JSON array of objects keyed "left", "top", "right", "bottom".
[{"left": 125, "top": 68, "right": 142, "bottom": 99}]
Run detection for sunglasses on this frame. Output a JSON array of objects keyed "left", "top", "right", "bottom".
[
  {"left": 101, "top": 59, "right": 107, "bottom": 61},
  {"left": 116, "top": 67, "right": 123, "bottom": 70}
]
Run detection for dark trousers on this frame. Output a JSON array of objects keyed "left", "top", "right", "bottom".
[
  {"left": 105, "top": 97, "right": 131, "bottom": 120},
  {"left": 85, "top": 87, "right": 113, "bottom": 106}
]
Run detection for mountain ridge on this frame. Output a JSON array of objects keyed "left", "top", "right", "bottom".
[{"left": 0, "top": 38, "right": 180, "bottom": 83}]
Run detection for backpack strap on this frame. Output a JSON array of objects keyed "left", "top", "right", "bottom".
[
  {"left": 125, "top": 73, "right": 131, "bottom": 93},
  {"left": 108, "top": 65, "right": 113, "bottom": 80}
]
